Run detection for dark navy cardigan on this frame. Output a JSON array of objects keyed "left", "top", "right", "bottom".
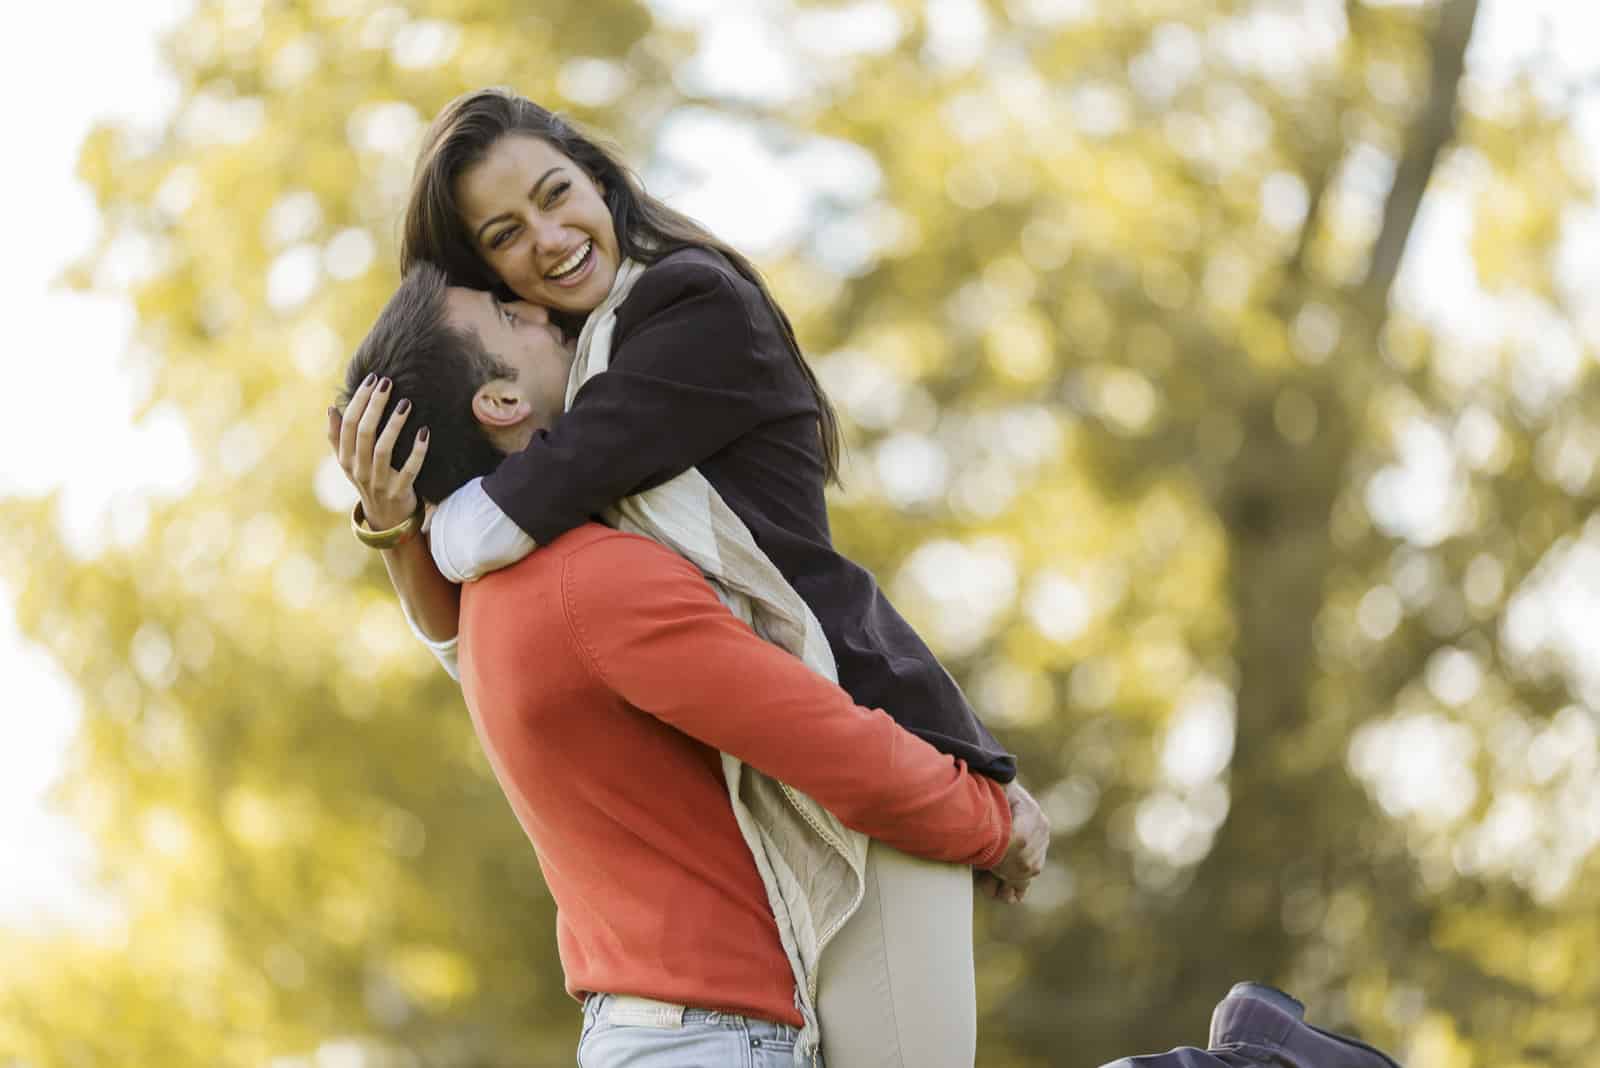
[{"left": 482, "top": 247, "right": 1016, "bottom": 782}]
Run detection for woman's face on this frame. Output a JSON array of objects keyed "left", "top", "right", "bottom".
[{"left": 455, "top": 134, "right": 620, "bottom": 314}]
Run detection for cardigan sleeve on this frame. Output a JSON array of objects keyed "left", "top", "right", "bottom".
[
  {"left": 480, "top": 256, "right": 800, "bottom": 545},
  {"left": 559, "top": 532, "right": 1013, "bottom": 870}
]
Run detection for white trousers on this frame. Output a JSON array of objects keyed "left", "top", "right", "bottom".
[{"left": 814, "top": 839, "right": 976, "bottom": 1068}]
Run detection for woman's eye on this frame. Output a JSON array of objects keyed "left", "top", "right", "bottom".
[
  {"left": 544, "top": 181, "right": 570, "bottom": 207},
  {"left": 490, "top": 227, "right": 516, "bottom": 250}
]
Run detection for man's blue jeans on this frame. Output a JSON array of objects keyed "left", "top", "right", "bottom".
[{"left": 578, "top": 993, "right": 819, "bottom": 1067}]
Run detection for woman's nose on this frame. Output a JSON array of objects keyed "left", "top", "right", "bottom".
[{"left": 529, "top": 217, "right": 570, "bottom": 256}]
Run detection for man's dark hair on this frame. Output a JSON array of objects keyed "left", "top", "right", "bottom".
[{"left": 339, "top": 262, "right": 515, "bottom": 502}]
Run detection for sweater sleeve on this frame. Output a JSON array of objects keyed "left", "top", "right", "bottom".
[
  {"left": 481, "top": 257, "right": 796, "bottom": 545},
  {"left": 559, "top": 533, "right": 1012, "bottom": 869}
]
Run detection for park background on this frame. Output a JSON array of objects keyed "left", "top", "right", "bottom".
[{"left": 2, "top": 0, "right": 1598, "bottom": 1064}]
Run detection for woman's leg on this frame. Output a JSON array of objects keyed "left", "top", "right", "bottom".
[{"left": 815, "top": 839, "right": 976, "bottom": 1068}]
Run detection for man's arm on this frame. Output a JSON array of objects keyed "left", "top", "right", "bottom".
[{"left": 560, "top": 532, "right": 1013, "bottom": 870}]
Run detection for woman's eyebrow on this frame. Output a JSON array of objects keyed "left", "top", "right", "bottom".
[{"left": 473, "top": 166, "right": 564, "bottom": 244}]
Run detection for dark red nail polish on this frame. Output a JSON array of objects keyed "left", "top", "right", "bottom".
[
  {"left": 396, "top": 399, "right": 411, "bottom": 415},
  {"left": 418, "top": 427, "right": 430, "bottom": 443},
  {"left": 377, "top": 377, "right": 391, "bottom": 392},
  {"left": 363, "top": 373, "right": 376, "bottom": 388}
]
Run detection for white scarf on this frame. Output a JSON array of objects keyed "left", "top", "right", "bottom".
[{"left": 571, "top": 258, "right": 869, "bottom": 1063}]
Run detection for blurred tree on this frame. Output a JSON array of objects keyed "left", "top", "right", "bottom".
[
  {"left": 2, "top": 2, "right": 686, "bottom": 1064},
  {"left": 4, "top": 1, "right": 1599, "bottom": 1066},
  {"left": 791, "top": 1, "right": 1599, "bottom": 1064}
]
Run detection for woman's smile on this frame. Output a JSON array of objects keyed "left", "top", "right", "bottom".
[{"left": 545, "top": 238, "right": 595, "bottom": 286}]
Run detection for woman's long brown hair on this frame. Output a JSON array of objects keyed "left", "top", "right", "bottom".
[{"left": 401, "top": 87, "right": 843, "bottom": 484}]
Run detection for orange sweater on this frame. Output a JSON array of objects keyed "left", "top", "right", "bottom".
[{"left": 457, "top": 524, "right": 1011, "bottom": 1026}]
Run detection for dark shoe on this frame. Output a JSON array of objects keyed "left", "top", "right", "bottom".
[
  {"left": 1209, "top": 981, "right": 1305, "bottom": 1039},
  {"left": 1209, "top": 982, "right": 1403, "bottom": 1068}
]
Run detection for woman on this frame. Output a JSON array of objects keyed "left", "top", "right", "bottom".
[{"left": 340, "top": 86, "right": 1043, "bottom": 1066}]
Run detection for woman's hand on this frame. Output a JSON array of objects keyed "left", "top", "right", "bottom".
[
  {"left": 981, "top": 779, "right": 1051, "bottom": 904},
  {"left": 329, "top": 373, "right": 429, "bottom": 531}
]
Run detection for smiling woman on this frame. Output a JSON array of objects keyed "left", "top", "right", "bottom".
[
  {"left": 455, "top": 136, "right": 621, "bottom": 312},
  {"left": 398, "top": 87, "right": 842, "bottom": 482}
]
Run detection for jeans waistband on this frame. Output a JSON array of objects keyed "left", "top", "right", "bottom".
[{"left": 585, "top": 993, "right": 799, "bottom": 1039}]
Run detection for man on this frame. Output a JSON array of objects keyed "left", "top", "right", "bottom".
[
  {"left": 332, "top": 262, "right": 1045, "bottom": 1067},
  {"left": 328, "top": 264, "right": 1405, "bottom": 1068}
]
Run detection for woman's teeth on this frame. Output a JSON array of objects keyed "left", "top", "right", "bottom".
[{"left": 548, "top": 240, "right": 592, "bottom": 280}]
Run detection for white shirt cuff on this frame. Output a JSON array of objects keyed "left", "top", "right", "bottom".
[{"left": 429, "top": 477, "right": 538, "bottom": 584}]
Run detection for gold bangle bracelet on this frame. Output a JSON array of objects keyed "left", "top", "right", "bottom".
[{"left": 351, "top": 499, "right": 424, "bottom": 550}]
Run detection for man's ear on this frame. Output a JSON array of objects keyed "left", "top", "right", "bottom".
[{"left": 472, "top": 379, "right": 531, "bottom": 428}]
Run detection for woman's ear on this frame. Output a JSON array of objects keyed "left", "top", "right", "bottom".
[{"left": 472, "top": 380, "right": 531, "bottom": 428}]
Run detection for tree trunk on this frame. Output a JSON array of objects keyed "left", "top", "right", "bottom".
[{"left": 1152, "top": 0, "right": 1484, "bottom": 1038}]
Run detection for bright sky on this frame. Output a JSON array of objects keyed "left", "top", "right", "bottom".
[
  {"left": 1, "top": 0, "right": 1596, "bottom": 931},
  {"left": 0, "top": 0, "right": 192, "bottom": 929}
]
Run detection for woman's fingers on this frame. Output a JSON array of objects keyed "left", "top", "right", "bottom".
[
  {"left": 371, "top": 397, "right": 411, "bottom": 484},
  {"left": 352, "top": 377, "right": 393, "bottom": 483},
  {"left": 396, "top": 423, "right": 430, "bottom": 491},
  {"left": 975, "top": 869, "right": 1029, "bottom": 905},
  {"left": 339, "top": 373, "right": 377, "bottom": 471}
]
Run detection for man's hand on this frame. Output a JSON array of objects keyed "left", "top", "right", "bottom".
[
  {"left": 980, "top": 779, "right": 1050, "bottom": 904},
  {"left": 330, "top": 374, "right": 428, "bottom": 531}
]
